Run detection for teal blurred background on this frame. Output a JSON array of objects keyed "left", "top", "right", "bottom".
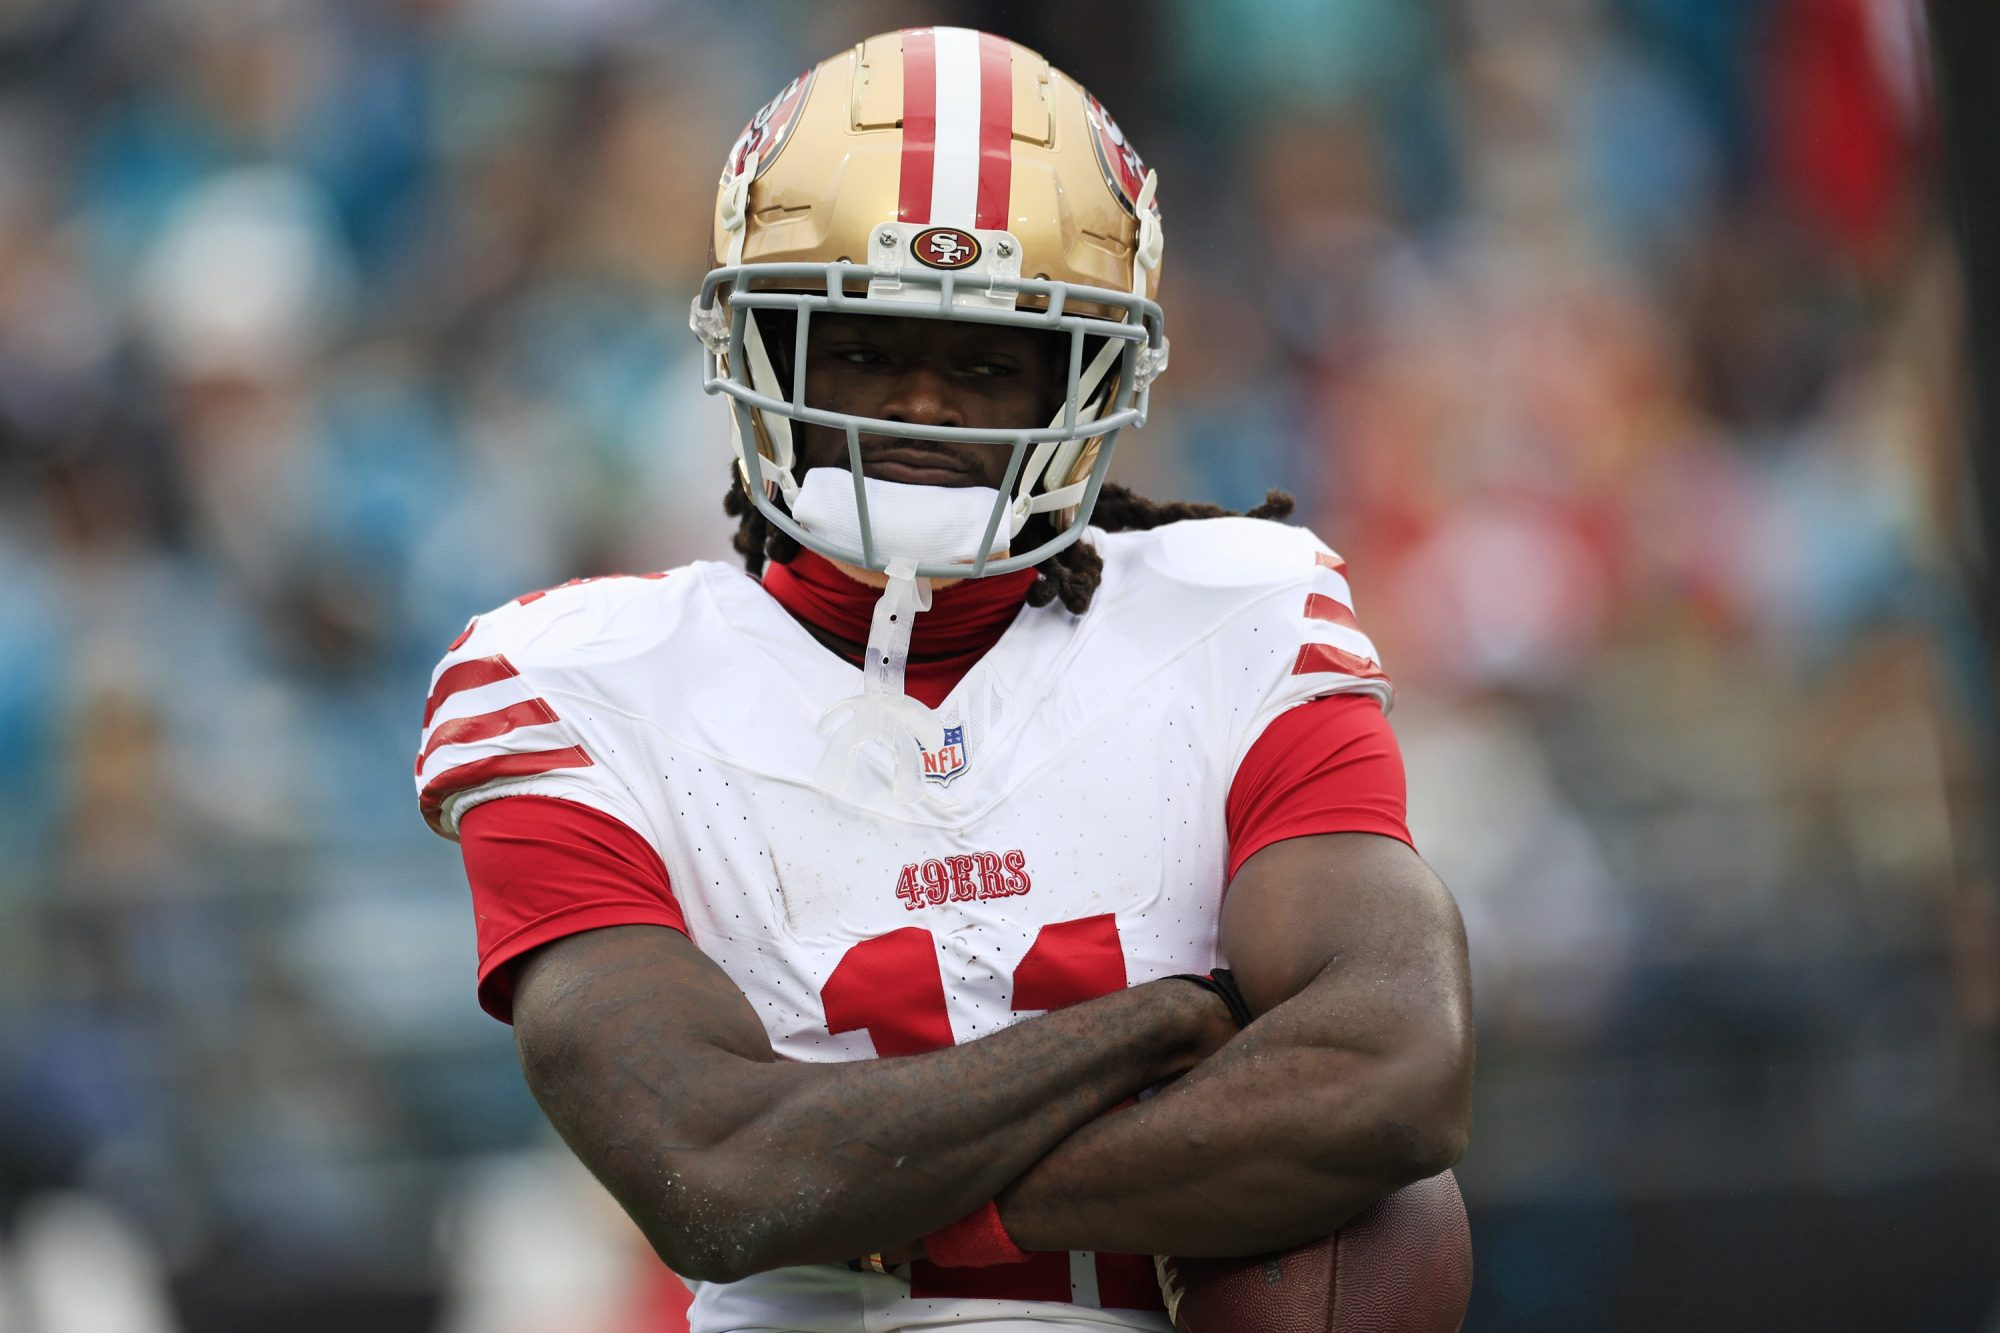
[{"left": 1, "top": 0, "right": 1993, "bottom": 1329}]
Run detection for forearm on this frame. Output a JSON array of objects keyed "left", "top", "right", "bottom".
[
  {"left": 675, "top": 990, "right": 1207, "bottom": 1272},
  {"left": 516, "top": 933, "right": 1225, "bottom": 1280},
  {"left": 995, "top": 977, "right": 1472, "bottom": 1257}
]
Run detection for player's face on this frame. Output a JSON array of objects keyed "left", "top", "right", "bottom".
[{"left": 794, "top": 314, "right": 1060, "bottom": 489}]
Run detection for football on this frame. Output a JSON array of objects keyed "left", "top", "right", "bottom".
[{"left": 1155, "top": 1170, "right": 1472, "bottom": 1333}]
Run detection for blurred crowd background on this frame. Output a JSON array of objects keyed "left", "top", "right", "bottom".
[{"left": 1, "top": 0, "right": 1994, "bottom": 1329}]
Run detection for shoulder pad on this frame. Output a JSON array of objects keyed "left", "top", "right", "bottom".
[
  {"left": 448, "top": 570, "right": 684, "bottom": 669},
  {"left": 414, "top": 569, "right": 688, "bottom": 838},
  {"left": 1106, "top": 516, "right": 1336, "bottom": 592},
  {"left": 1102, "top": 517, "right": 1391, "bottom": 714}
]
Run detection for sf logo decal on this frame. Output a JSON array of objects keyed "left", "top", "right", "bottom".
[{"left": 913, "top": 227, "right": 981, "bottom": 269}]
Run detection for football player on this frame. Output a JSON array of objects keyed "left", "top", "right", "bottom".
[{"left": 417, "top": 28, "right": 1473, "bottom": 1333}]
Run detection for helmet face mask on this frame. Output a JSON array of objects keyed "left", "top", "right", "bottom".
[{"left": 691, "top": 27, "right": 1168, "bottom": 581}]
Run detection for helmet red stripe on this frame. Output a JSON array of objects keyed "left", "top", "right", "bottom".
[
  {"left": 898, "top": 28, "right": 937, "bottom": 222},
  {"left": 974, "top": 32, "right": 1013, "bottom": 230}
]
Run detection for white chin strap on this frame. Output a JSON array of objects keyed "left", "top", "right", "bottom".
[{"left": 796, "top": 473, "right": 1013, "bottom": 799}]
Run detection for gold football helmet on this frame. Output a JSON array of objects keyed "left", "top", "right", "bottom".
[{"left": 690, "top": 26, "right": 1169, "bottom": 579}]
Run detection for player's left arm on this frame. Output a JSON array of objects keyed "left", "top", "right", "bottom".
[{"left": 990, "top": 829, "right": 1474, "bottom": 1258}]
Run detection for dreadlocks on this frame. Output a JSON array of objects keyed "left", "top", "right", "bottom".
[
  {"left": 722, "top": 469, "right": 801, "bottom": 577},
  {"left": 722, "top": 468, "right": 1296, "bottom": 615}
]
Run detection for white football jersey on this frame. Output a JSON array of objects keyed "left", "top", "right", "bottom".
[{"left": 417, "top": 518, "right": 1389, "bottom": 1333}]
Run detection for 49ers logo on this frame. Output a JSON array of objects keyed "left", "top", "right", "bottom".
[
  {"left": 896, "top": 849, "right": 1030, "bottom": 910},
  {"left": 1084, "top": 92, "right": 1151, "bottom": 214},
  {"left": 724, "top": 68, "right": 815, "bottom": 181},
  {"left": 912, "top": 227, "right": 981, "bottom": 269}
]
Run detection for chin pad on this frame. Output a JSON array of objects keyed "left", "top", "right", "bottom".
[{"left": 791, "top": 469, "right": 1013, "bottom": 568}]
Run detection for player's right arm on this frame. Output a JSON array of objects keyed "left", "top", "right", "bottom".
[{"left": 508, "top": 922, "right": 1229, "bottom": 1283}]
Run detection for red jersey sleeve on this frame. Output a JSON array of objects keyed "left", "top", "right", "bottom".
[
  {"left": 1224, "top": 692, "right": 1413, "bottom": 883},
  {"left": 458, "top": 795, "right": 688, "bottom": 1023}
]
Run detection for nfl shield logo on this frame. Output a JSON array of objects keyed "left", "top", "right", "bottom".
[{"left": 919, "top": 724, "right": 970, "bottom": 787}]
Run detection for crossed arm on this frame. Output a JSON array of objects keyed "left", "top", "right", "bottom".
[{"left": 509, "top": 831, "right": 1474, "bottom": 1282}]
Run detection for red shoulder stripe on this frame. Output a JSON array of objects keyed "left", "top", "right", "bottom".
[
  {"left": 423, "top": 654, "right": 519, "bottom": 728},
  {"left": 1303, "top": 593, "right": 1359, "bottom": 630},
  {"left": 1314, "top": 550, "right": 1347, "bottom": 574},
  {"left": 416, "top": 697, "right": 561, "bottom": 772},
  {"left": 420, "top": 746, "right": 594, "bottom": 831},
  {"left": 1293, "top": 641, "right": 1385, "bottom": 680}
]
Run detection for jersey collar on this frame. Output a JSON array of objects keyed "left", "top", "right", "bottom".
[{"left": 759, "top": 548, "right": 1038, "bottom": 664}]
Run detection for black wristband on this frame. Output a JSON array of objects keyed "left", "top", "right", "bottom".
[{"left": 1168, "top": 968, "right": 1253, "bottom": 1029}]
